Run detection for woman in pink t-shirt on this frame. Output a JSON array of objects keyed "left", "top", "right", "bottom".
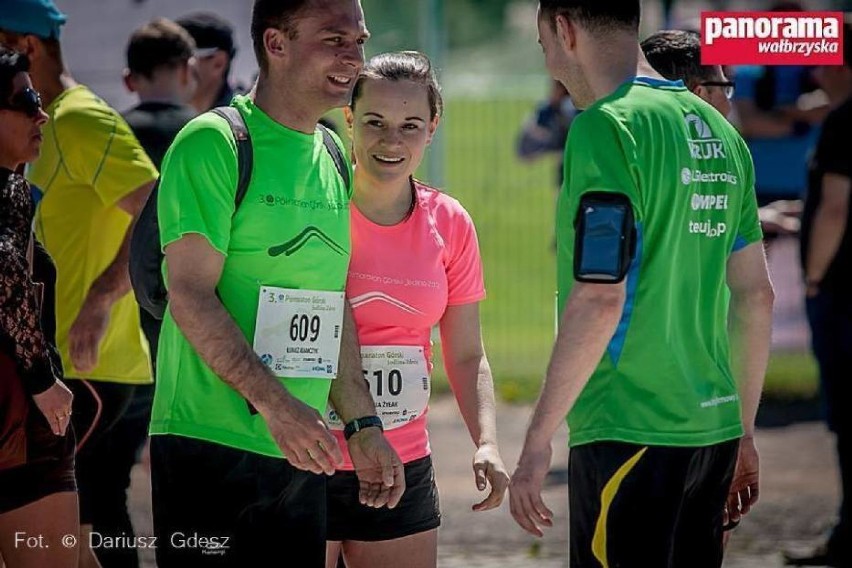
[{"left": 325, "top": 52, "right": 509, "bottom": 568}]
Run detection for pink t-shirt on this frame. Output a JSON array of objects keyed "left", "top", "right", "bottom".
[{"left": 331, "top": 181, "right": 485, "bottom": 469}]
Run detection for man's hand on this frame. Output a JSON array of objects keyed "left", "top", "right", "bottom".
[
  {"left": 725, "top": 436, "right": 760, "bottom": 527},
  {"left": 472, "top": 443, "right": 510, "bottom": 512},
  {"left": 68, "top": 293, "right": 112, "bottom": 373},
  {"left": 347, "top": 427, "right": 405, "bottom": 509},
  {"left": 260, "top": 395, "right": 342, "bottom": 475},
  {"left": 32, "top": 379, "right": 74, "bottom": 436},
  {"left": 509, "top": 443, "right": 554, "bottom": 537}
]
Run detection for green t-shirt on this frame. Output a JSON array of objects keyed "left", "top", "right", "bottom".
[
  {"left": 556, "top": 77, "right": 762, "bottom": 448},
  {"left": 150, "top": 95, "right": 352, "bottom": 456}
]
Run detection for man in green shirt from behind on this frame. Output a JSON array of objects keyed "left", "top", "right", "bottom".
[
  {"left": 150, "top": 1, "right": 403, "bottom": 566},
  {"left": 509, "top": 2, "right": 775, "bottom": 567}
]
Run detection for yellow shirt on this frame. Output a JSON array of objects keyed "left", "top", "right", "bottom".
[{"left": 29, "top": 85, "right": 158, "bottom": 383}]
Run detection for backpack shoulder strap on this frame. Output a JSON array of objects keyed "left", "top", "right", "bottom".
[
  {"left": 317, "top": 124, "right": 351, "bottom": 191},
  {"left": 211, "top": 106, "right": 253, "bottom": 210}
]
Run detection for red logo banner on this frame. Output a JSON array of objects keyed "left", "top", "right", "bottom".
[{"left": 701, "top": 12, "right": 844, "bottom": 66}]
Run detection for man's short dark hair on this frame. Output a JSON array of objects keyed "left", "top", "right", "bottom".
[
  {"left": 176, "top": 12, "right": 236, "bottom": 59},
  {"left": 642, "top": 30, "right": 718, "bottom": 88},
  {"left": 251, "top": 0, "right": 313, "bottom": 73},
  {"left": 0, "top": 46, "right": 30, "bottom": 104},
  {"left": 126, "top": 18, "right": 195, "bottom": 79},
  {"left": 539, "top": 0, "right": 641, "bottom": 34}
]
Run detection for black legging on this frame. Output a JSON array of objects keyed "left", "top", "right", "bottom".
[{"left": 67, "top": 379, "right": 140, "bottom": 568}]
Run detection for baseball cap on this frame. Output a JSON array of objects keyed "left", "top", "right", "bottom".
[
  {"left": 0, "top": 0, "right": 67, "bottom": 40},
  {"left": 176, "top": 12, "right": 236, "bottom": 58}
]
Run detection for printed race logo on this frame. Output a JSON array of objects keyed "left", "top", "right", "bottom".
[{"left": 701, "top": 12, "right": 843, "bottom": 65}]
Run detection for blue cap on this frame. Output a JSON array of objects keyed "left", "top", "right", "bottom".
[{"left": 0, "top": 0, "right": 67, "bottom": 40}]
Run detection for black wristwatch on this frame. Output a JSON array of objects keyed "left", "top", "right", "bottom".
[{"left": 343, "top": 416, "right": 383, "bottom": 440}]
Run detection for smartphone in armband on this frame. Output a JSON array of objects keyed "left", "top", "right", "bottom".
[{"left": 573, "top": 192, "right": 637, "bottom": 283}]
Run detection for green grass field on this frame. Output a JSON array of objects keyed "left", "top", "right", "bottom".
[{"left": 419, "top": 98, "right": 818, "bottom": 404}]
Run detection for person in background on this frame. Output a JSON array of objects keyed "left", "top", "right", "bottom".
[
  {"left": 176, "top": 12, "right": 240, "bottom": 113},
  {"left": 123, "top": 17, "right": 197, "bottom": 370},
  {"left": 642, "top": 29, "right": 733, "bottom": 118},
  {"left": 0, "top": 45, "right": 78, "bottom": 568},
  {"left": 516, "top": 79, "right": 579, "bottom": 250},
  {"left": 64, "top": 19, "right": 198, "bottom": 568},
  {"left": 732, "top": 1, "right": 828, "bottom": 205},
  {"left": 785, "top": 23, "right": 852, "bottom": 568},
  {"left": 642, "top": 29, "right": 800, "bottom": 237},
  {"left": 0, "top": 2, "right": 159, "bottom": 567},
  {"left": 517, "top": 79, "right": 578, "bottom": 178}
]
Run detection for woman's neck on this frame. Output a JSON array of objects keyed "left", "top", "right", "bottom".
[
  {"left": 0, "top": 159, "right": 20, "bottom": 172},
  {"left": 352, "top": 169, "right": 414, "bottom": 226}
]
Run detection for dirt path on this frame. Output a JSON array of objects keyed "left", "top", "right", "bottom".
[
  {"left": 429, "top": 398, "right": 839, "bottom": 568},
  {"left": 127, "top": 397, "right": 839, "bottom": 567}
]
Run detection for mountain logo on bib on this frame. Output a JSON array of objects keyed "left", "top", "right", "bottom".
[{"left": 268, "top": 226, "right": 347, "bottom": 257}]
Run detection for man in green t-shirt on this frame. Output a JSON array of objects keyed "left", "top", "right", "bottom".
[
  {"left": 150, "top": 1, "right": 403, "bottom": 566},
  {"left": 509, "top": 2, "right": 775, "bottom": 566}
]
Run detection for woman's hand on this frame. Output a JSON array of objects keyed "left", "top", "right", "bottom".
[
  {"left": 471, "top": 443, "right": 510, "bottom": 512},
  {"left": 32, "top": 379, "right": 73, "bottom": 435}
]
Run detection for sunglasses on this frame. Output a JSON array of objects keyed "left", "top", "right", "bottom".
[
  {"left": 698, "top": 80, "right": 735, "bottom": 100},
  {"left": 0, "top": 87, "right": 43, "bottom": 118}
]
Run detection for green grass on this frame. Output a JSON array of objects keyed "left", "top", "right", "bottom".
[
  {"left": 431, "top": 99, "right": 558, "bottom": 401},
  {"left": 336, "top": 98, "right": 819, "bottom": 404},
  {"left": 763, "top": 351, "right": 819, "bottom": 400}
]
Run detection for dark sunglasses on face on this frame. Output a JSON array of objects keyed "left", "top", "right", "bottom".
[
  {"left": 0, "top": 87, "right": 43, "bottom": 118},
  {"left": 698, "top": 80, "right": 735, "bottom": 100}
]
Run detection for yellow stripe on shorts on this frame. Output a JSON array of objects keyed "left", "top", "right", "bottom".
[{"left": 591, "top": 447, "right": 648, "bottom": 568}]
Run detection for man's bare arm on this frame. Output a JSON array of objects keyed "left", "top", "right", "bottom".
[
  {"left": 440, "top": 302, "right": 509, "bottom": 511},
  {"left": 728, "top": 242, "right": 774, "bottom": 436},
  {"left": 166, "top": 234, "right": 342, "bottom": 474},
  {"left": 329, "top": 303, "right": 405, "bottom": 509},
  {"left": 329, "top": 303, "right": 376, "bottom": 423},
  {"left": 524, "top": 282, "right": 625, "bottom": 450},
  {"left": 510, "top": 281, "right": 625, "bottom": 536},
  {"left": 68, "top": 180, "right": 154, "bottom": 372},
  {"left": 88, "top": 181, "right": 154, "bottom": 303},
  {"left": 726, "top": 241, "right": 775, "bottom": 523}
]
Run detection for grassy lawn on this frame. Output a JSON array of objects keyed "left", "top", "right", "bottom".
[
  {"left": 432, "top": 98, "right": 558, "bottom": 401},
  {"left": 763, "top": 351, "right": 819, "bottom": 400}
]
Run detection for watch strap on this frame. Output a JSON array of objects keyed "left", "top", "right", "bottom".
[{"left": 343, "top": 415, "right": 384, "bottom": 440}]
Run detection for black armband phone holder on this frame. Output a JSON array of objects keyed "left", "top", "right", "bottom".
[{"left": 573, "top": 192, "right": 637, "bottom": 283}]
